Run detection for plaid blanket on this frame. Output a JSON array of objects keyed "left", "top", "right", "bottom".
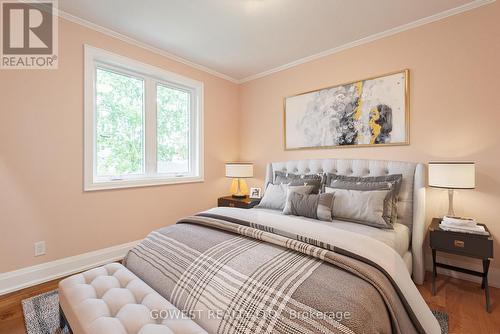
[{"left": 124, "top": 213, "right": 425, "bottom": 334}]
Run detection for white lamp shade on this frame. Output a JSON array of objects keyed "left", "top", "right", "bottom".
[
  {"left": 225, "top": 163, "right": 253, "bottom": 178},
  {"left": 428, "top": 162, "right": 475, "bottom": 189}
]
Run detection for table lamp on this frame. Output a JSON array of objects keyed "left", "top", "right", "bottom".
[
  {"left": 225, "top": 162, "right": 253, "bottom": 198},
  {"left": 428, "top": 162, "right": 475, "bottom": 217}
]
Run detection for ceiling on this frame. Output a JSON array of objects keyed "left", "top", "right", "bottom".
[{"left": 58, "top": 0, "right": 488, "bottom": 82}]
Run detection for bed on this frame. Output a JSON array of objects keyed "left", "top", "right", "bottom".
[
  {"left": 124, "top": 159, "right": 439, "bottom": 334},
  {"left": 216, "top": 207, "right": 413, "bottom": 273},
  {"left": 262, "top": 158, "right": 426, "bottom": 284}
]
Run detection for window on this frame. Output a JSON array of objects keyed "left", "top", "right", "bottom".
[
  {"left": 95, "top": 68, "right": 145, "bottom": 178},
  {"left": 84, "top": 45, "right": 203, "bottom": 190},
  {"left": 156, "top": 84, "right": 190, "bottom": 174}
]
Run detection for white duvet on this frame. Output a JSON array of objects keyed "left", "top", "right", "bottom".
[
  {"left": 251, "top": 207, "right": 411, "bottom": 257},
  {"left": 204, "top": 207, "right": 441, "bottom": 334}
]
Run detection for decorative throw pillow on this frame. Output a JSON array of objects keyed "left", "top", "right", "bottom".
[
  {"left": 274, "top": 171, "right": 323, "bottom": 194},
  {"left": 283, "top": 192, "right": 334, "bottom": 222},
  {"left": 325, "top": 173, "right": 403, "bottom": 224},
  {"left": 282, "top": 185, "right": 315, "bottom": 213},
  {"left": 325, "top": 187, "right": 393, "bottom": 229},
  {"left": 257, "top": 184, "right": 313, "bottom": 211}
]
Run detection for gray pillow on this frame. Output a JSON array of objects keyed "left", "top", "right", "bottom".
[
  {"left": 282, "top": 185, "right": 315, "bottom": 213},
  {"left": 325, "top": 187, "right": 393, "bottom": 229},
  {"left": 274, "top": 171, "right": 323, "bottom": 194},
  {"left": 325, "top": 173, "right": 403, "bottom": 225},
  {"left": 329, "top": 179, "right": 392, "bottom": 191},
  {"left": 257, "top": 184, "right": 312, "bottom": 211},
  {"left": 325, "top": 173, "right": 403, "bottom": 194},
  {"left": 283, "top": 192, "right": 334, "bottom": 222}
]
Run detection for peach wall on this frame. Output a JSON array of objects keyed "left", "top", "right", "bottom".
[
  {"left": 239, "top": 3, "right": 500, "bottom": 281},
  {"left": 1, "top": 2, "right": 499, "bottom": 286},
  {"left": 0, "top": 18, "right": 240, "bottom": 272}
]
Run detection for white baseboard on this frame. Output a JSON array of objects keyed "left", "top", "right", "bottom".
[
  {"left": 424, "top": 252, "right": 499, "bottom": 288},
  {"left": 0, "top": 240, "right": 141, "bottom": 296}
]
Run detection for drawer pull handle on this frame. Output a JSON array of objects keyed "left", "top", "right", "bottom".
[{"left": 454, "top": 240, "right": 465, "bottom": 248}]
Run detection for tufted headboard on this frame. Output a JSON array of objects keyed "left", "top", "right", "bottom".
[{"left": 264, "top": 158, "right": 426, "bottom": 284}]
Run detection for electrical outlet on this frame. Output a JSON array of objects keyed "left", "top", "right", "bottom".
[{"left": 34, "top": 241, "right": 46, "bottom": 257}]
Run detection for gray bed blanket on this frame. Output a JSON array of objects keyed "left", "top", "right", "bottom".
[{"left": 124, "top": 213, "right": 426, "bottom": 334}]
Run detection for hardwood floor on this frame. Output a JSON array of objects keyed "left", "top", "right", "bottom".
[
  {"left": 0, "top": 278, "right": 61, "bottom": 334},
  {"left": 0, "top": 272, "right": 498, "bottom": 333},
  {"left": 417, "top": 272, "right": 500, "bottom": 334}
]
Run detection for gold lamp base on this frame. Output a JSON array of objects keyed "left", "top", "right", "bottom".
[{"left": 230, "top": 178, "right": 248, "bottom": 198}]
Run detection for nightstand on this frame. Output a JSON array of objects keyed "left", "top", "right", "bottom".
[
  {"left": 218, "top": 196, "right": 260, "bottom": 209},
  {"left": 429, "top": 218, "right": 494, "bottom": 312}
]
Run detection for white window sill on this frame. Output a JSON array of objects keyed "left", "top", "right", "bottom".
[{"left": 84, "top": 175, "right": 204, "bottom": 191}]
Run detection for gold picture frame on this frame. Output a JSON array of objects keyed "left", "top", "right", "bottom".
[{"left": 283, "top": 69, "right": 410, "bottom": 150}]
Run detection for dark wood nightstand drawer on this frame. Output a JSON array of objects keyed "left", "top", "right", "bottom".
[
  {"left": 218, "top": 198, "right": 247, "bottom": 208},
  {"left": 430, "top": 231, "right": 493, "bottom": 259},
  {"left": 218, "top": 196, "right": 260, "bottom": 209},
  {"left": 429, "top": 217, "right": 494, "bottom": 312},
  {"left": 429, "top": 218, "right": 493, "bottom": 259}
]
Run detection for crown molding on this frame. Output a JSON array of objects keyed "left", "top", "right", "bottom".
[
  {"left": 28, "top": 0, "right": 495, "bottom": 84},
  {"left": 55, "top": 9, "right": 240, "bottom": 84},
  {"left": 238, "top": 0, "right": 496, "bottom": 83}
]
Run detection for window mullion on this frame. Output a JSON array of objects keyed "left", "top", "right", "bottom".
[{"left": 145, "top": 78, "right": 157, "bottom": 176}]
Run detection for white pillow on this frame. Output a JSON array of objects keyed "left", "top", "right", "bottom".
[
  {"left": 256, "top": 183, "right": 288, "bottom": 210},
  {"left": 257, "top": 184, "right": 313, "bottom": 211},
  {"left": 325, "top": 187, "right": 391, "bottom": 228}
]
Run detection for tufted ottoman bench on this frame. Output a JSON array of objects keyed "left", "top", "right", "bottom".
[{"left": 58, "top": 263, "right": 207, "bottom": 334}]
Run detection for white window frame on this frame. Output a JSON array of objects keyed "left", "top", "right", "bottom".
[{"left": 84, "top": 45, "right": 204, "bottom": 191}]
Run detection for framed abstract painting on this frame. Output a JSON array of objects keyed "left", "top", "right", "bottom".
[{"left": 284, "top": 70, "right": 409, "bottom": 150}]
